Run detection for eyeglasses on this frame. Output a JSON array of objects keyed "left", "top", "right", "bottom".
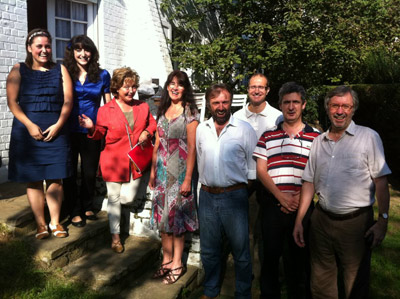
[
  {"left": 329, "top": 103, "right": 353, "bottom": 112},
  {"left": 280, "top": 138, "right": 303, "bottom": 160},
  {"left": 169, "top": 82, "right": 184, "bottom": 89},
  {"left": 249, "top": 85, "right": 268, "bottom": 91}
]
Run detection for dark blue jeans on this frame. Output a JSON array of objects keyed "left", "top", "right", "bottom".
[{"left": 199, "top": 187, "right": 252, "bottom": 299}]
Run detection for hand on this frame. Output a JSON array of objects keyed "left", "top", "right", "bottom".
[
  {"left": 180, "top": 178, "right": 192, "bottom": 197},
  {"left": 138, "top": 130, "right": 150, "bottom": 145},
  {"left": 364, "top": 219, "right": 388, "bottom": 248},
  {"left": 148, "top": 172, "right": 155, "bottom": 190},
  {"left": 293, "top": 221, "right": 305, "bottom": 247},
  {"left": 78, "top": 114, "right": 94, "bottom": 130},
  {"left": 278, "top": 191, "right": 300, "bottom": 212},
  {"left": 27, "top": 123, "right": 44, "bottom": 141},
  {"left": 280, "top": 206, "right": 291, "bottom": 214},
  {"left": 43, "top": 123, "right": 61, "bottom": 142}
]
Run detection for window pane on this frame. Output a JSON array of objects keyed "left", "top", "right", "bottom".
[
  {"left": 56, "top": 19, "right": 71, "bottom": 38},
  {"left": 56, "top": 40, "right": 68, "bottom": 59},
  {"left": 72, "top": 2, "right": 87, "bottom": 21},
  {"left": 55, "top": 0, "right": 70, "bottom": 18},
  {"left": 73, "top": 22, "right": 87, "bottom": 36}
]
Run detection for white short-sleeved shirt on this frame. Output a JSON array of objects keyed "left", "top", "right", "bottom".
[{"left": 234, "top": 102, "right": 283, "bottom": 139}]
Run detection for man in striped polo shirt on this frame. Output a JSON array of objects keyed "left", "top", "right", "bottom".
[{"left": 253, "top": 82, "right": 320, "bottom": 299}]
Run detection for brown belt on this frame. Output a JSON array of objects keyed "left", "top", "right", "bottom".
[
  {"left": 316, "top": 202, "right": 372, "bottom": 221},
  {"left": 201, "top": 183, "right": 247, "bottom": 194}
]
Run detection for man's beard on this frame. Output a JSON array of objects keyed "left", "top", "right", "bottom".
[{"left": 211, "top": 109, "right": 230, "bottom": 125}]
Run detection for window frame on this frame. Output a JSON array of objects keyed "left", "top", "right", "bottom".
[{"left": 47, "top": 0, "right": 98, "bottom": 62}]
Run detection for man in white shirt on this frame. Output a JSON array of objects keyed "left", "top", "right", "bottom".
[
  {"left": 293, "top": 86, "right": 391, "bottom": 298},
  {"left": 233, "top": 74, "right": 283, "bottom": 270},
  {"left": 234, "top": 73, "right": 282, "bottom": 139},
  {"left": 196, "top": 83, "right": 258, "bottom": 299}
]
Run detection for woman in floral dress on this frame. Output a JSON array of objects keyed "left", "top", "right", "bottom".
[{"left": 149, "top": 70, "right": 199, "bottom": 284}]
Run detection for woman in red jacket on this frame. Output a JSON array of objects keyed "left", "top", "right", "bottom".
[{"left": 79, "top": 67, "right": 156, "bottom": 253}]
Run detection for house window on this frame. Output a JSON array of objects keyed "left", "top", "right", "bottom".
[{"left": 47, "top": 0, "right": 97, "bottom": 63}]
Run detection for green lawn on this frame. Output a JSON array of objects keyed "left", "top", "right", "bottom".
[
  {"left": 1, "top": 188, "right": 400, "bottom": 298},
  {"left": 370, "top": 187, "right": 400, "bottom": 298}
]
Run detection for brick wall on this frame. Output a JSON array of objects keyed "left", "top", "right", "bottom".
[{"left": 0, "top": 0, "right": 27, "bottom": 182}]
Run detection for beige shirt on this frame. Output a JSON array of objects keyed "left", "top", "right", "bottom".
[{"left": 302, "top": 121, "right": 391, "bottom": 214}]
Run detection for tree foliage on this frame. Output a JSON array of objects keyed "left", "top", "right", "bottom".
[{"left": 161, "top": 0, "right": 400, "bottom": 90}]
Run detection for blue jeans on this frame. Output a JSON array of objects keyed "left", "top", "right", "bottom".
[{"left": 199, "top": 188, "right": 252, "bottom": 298}]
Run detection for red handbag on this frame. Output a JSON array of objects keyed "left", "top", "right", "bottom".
[
  {"left": 125, "top": 123, "right": 153, "bottom": 173},
  {"left": 127, "top": 142, "right": 153, "bottom": 173}
]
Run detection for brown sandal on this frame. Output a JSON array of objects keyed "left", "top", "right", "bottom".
[
  {"left": 152, "top": 260, "right": 172, "bottom": 279},
  {"left": 111, "top": 241, "right": 124, "bottom": 253},
  {"left": 163, "top": 265, "right": 186, "bottom": 285}
]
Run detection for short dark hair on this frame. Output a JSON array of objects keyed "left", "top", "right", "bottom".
[
  {"left": 278, "top": 82, "right": 306, "bottom": 105},
  {"left": 324, "top": 85, "right": 359, "bottom": 112},
  {"left": 205, "top": 83, "right": 233, "bottom": 104},
  {"left": 248, "top": 73, "right": 269, "bottom": 88}
]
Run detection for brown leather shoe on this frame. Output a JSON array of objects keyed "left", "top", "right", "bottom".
[{"left": 111, "top": 240, "right": 124, "bottom": 253}]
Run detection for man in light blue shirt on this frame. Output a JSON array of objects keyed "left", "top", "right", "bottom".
[{"left": 196, "top": 83, "right": 258, "bottom": 299}]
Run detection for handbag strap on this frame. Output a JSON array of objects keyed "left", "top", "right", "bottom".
[{"left": 125, "top": 123, "right": 134, "bottom": 150}]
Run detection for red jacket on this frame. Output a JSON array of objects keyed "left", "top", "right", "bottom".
[{"left": 89, "top": 98, "right": 156, "bottom": 182}]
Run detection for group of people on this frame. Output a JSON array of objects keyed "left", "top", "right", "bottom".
[{"left": 6, "top": 28, "right": 391, "bottom": 297}]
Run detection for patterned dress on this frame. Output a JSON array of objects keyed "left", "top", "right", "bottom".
[{"left": 151, "top": 107, "right": 199, "bottom": 235}]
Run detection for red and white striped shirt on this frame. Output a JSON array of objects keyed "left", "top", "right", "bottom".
[{"left": 253, "top": 122, "right": 320, "bottom": 192}]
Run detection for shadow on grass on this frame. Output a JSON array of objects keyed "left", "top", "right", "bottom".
[{"left": 0, "top": 236, "right": 109, "bottom": 299}]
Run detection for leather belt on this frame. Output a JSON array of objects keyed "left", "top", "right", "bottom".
[
  {"left": 201, "top": 183, "right": 247, "bottom": 194},
  {"left": 316, "top": 202, "right": 371, "bottom": 221}
]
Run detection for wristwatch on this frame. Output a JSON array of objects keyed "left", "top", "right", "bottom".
[{"left": 379, "top": 213, "right": 389, "bottom": 220}]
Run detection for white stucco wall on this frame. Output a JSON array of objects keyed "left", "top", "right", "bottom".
[{"left": 98, "top": 0, "right": 172, "bottom": 86}]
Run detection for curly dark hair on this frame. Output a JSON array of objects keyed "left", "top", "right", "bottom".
[
  {"left": 156, "top": 70, "right": 197, "bottom": 121},
  {"left": 63, "top": 35, "right": 101, "bottom": 83},
  {"left": 25, "top": 28, "right": 55, "bottom": 69}
]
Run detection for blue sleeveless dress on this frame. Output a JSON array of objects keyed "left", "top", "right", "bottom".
[{"left": 8, "top": 63, "right": 71, "bottom": 182}]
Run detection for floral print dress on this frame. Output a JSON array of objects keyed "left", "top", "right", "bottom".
[{"left": 151, "top": 107, "right": 199, "bottom": 235}]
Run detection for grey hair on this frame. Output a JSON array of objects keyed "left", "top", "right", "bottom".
[{"left": 324, "top": 85, "right": 359, "bottom": 112}]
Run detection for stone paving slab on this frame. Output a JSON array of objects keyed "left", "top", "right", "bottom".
[
  {"left": 63, "top": 235, "right": 161, "bottom": 292},
  {"left": 120, "top": 264, "right": 200, "bottom": 299}
]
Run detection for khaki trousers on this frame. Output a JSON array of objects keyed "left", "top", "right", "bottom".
[{"left": 309, "top": 206, "right": 373, "bottom": 299}]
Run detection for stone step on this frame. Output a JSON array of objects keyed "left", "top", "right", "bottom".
[
  {"left": 0, "top": 182, "right": 35, "bottom": 233},
  {"left": 63, "top": 235, "right": 162, "bottom": 293},
  {"left": 119, "top": 264, "right": 202, "bottom": 299},
  {"left": 27, "top": 211, "right": 110, "bottom": 269}
]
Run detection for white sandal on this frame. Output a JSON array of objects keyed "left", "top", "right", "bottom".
[
  {"left": 49, "top": 223, "right": 68, "bottom": 238},
  {"left": 35, "top": 225, "right": 49, "bottom": 240}
]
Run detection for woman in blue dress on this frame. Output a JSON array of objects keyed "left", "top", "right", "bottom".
[
  {"left": 7, "top": 28, "right": 73, "bottom": 239},
  {"left": 63, "top": 35, "right": 111, "bottom": 227}
]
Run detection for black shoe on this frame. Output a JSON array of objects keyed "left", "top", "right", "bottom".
[
  {"left": 85, "top": 213, "right": 98, "bottom": 221},
  {"left": 71, "top": 219, "right": 86, "bottom": 227}
]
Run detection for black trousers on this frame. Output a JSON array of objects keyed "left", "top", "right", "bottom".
[
  {"left": 63, "top": 132, "right": 101, "bottom": 218},
  {"left": 259, "top": 193, "right": 313, "bottom": 299}
]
